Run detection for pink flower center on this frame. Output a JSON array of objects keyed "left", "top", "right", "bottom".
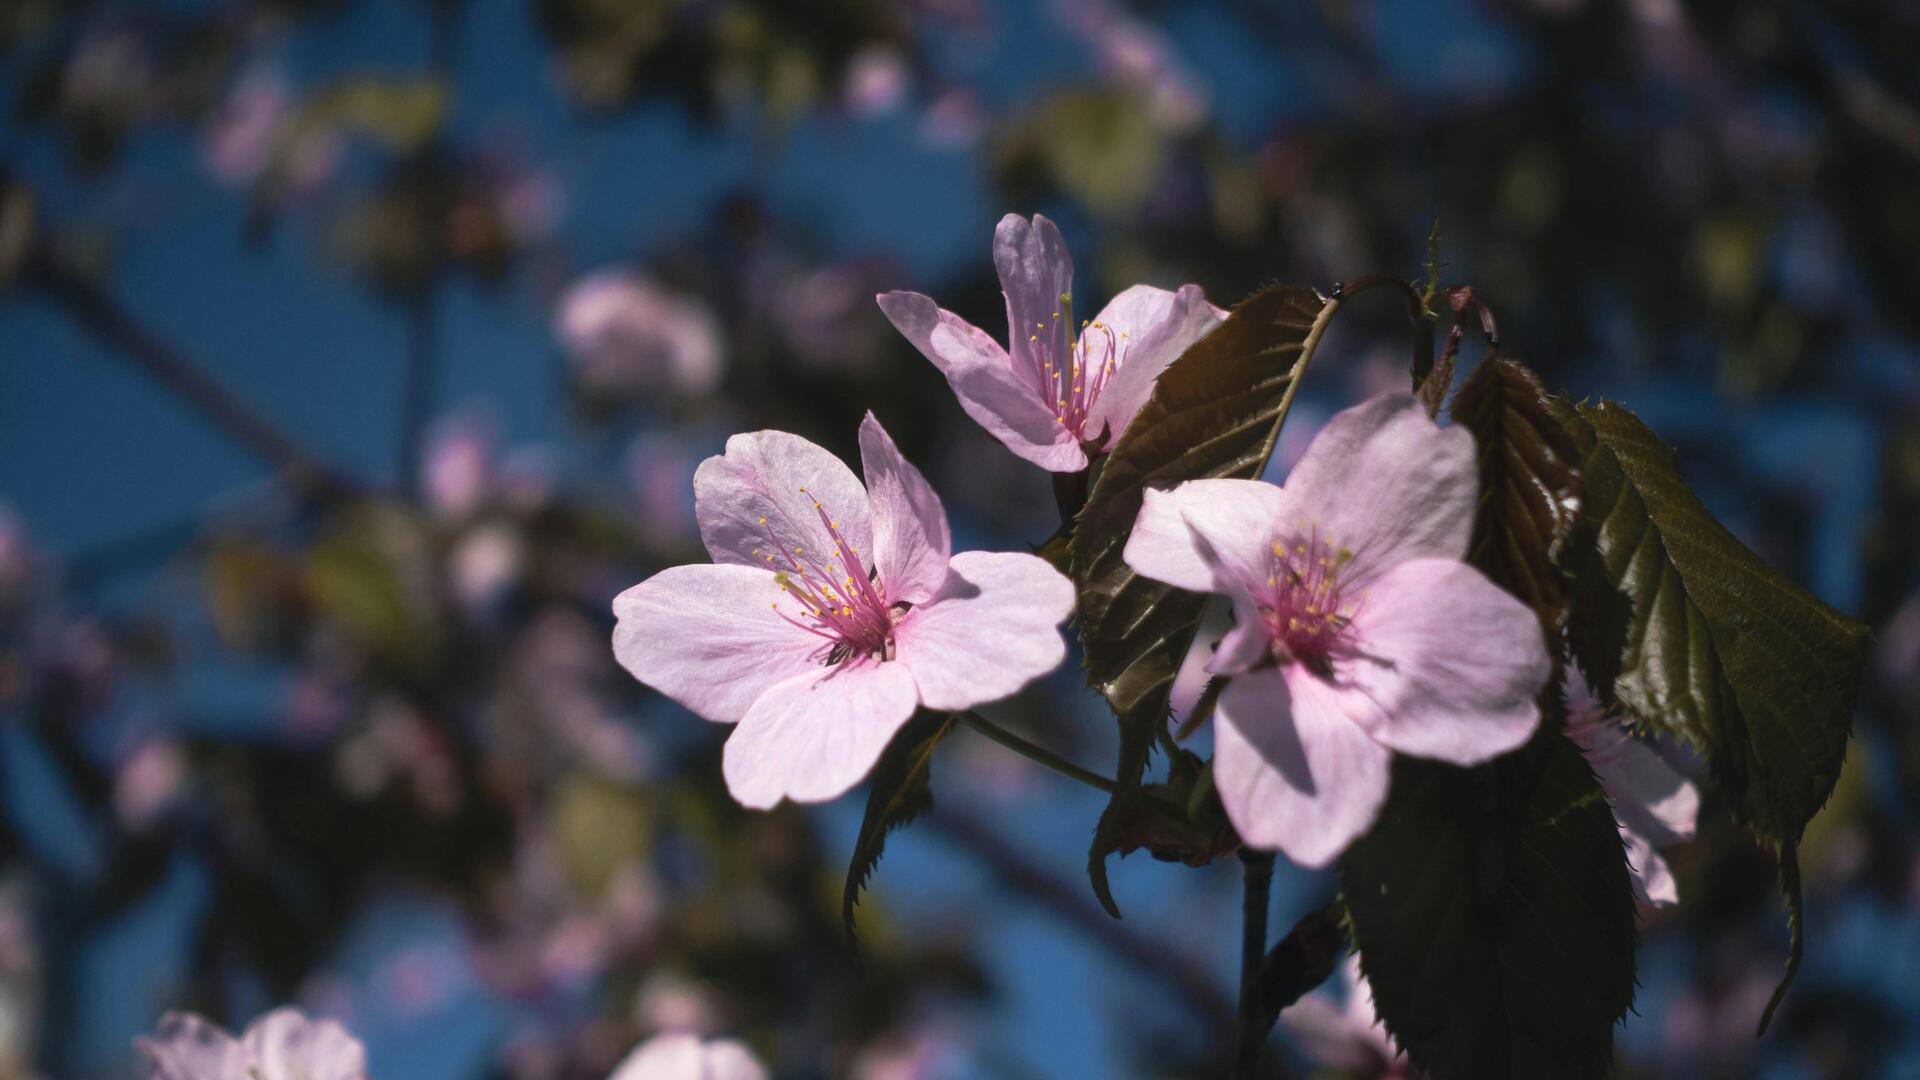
[
  {"left": 752, "top": 488, "right": 898, "bottom": 663},
  {"left": 1022, "top": 293, "right": 1130, "bottom": 441},
  {"left": 1256, "top": 530, "right": 1356, "bottom": 667}
]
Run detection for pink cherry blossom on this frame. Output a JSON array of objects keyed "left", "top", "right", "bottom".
[
  {"left": 559, "top": 270, "right": 724, "bottom": 397},
  {"left": 878, "top": 213, "right": 1226, "bottom": 472},
  {"left": 612, "top": 413, "right": 1074, "bottom": 808},
  {"left": 1565, "top": 667, "right": 1700, "bottom": 907},
  {"left": 1123, "top": 392, "right": 1550, "bottom": 867},
  {"left": 608, "top": 1032, "right": 768, "bottom": 1080},
  {"left": 136, "top": 1008, "right": 369, "bottom": 1080},
  {"left": 1278, "top": 954, "right": 1407, "bottom": 1078}
]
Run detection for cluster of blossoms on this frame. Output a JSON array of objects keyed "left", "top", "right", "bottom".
[
  {"left": 147, "top": 214, "right": 1702, "bottom": 1076},
  {"left": 137, "top": 1009, "right": 767, "bottom": 1080},
  {"left": 610, "top": 212, "right": 1697, "bottom": 886}
]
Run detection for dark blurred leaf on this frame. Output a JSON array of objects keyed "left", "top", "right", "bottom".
[
  {"left": 1451, "top": 358, "right": 1581, "bottom": 638},
  {"left": 0, "top": 170, "right": 34, "bottom": 296},
  {"left": 843, "top": 710, "right": 952, "bottom": 941},
  {"left": 996, "top": 90, "right": 1166, "bottom": 218},
  {"left": 1340, "top": 705, "right": 1637, "bottom": 1080},
  {"left": 1071, "top": 284, "right": 1338, "bottom": 915},
  {"left": 1556, "top": 399, "right": 1869, "bottom": 1032},
  {"left": 304, "top": 504, "right": 441, "bottom": 674}
]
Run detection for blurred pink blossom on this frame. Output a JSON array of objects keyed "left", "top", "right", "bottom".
[
  {"left": 422, "top": 413, "right": 496, "bottom": 519},
  {"left": 917, "top": 89, "right": 985, "bottom": 150},
  {"left": 558, "top": 271, "right": 724, "bottom": 398},
  {"left": 633, "top": 973, "right": 725, "bottom": 1037},
  {"left": 451, "top": 524, "right": 526, "bottom": 619},
  {"left": 625, "top": 433, "right": 702, "bottom": 550},
  {"left": 849, "top": 1021, "right": 967, "bottom": 1080},
  {"left": 114, "top": 739, "right": 186, "bottom": 830},
  {"left": 201, "top": 67, "right": 341, "bottom": 196},
  {"left": 136, "top": 1008, "right": 368, "bottom": 1080},
  {"left": 1057, "top": 0, "right": 1209, "bottom": 131},
  {"left": 843, "top": 46, "right": 911, "bottom": 118},
  {"left": 608, "top": 1032, "right": 766, "bottom": 1080}
]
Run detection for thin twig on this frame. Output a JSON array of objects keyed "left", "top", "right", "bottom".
[
  {"left": 24, "top": 249, "right": 359, "bottom": 499},
  {"left": 956, "top": 711, "right": 1117, "bottom": 794}
]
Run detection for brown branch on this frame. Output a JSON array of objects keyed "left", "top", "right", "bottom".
[
  {"left": 24, "top": 249, "right": 361, "bottom": 501},
  {"left": 1233, "top": 850, "right": 1276, "bottom": 1078}
]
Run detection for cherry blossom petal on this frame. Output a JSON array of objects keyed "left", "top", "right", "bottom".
[
  {"left": 136, "top": 1013, "right": 248, "bottom": 1080},
  {"left": 894, "top": 551, "right": 1074, "bottom": 712},
  {"left": 1592, "top": 735, "right": 1699, "bottom": 846},
  {"left": 722, "top": 659, "right": 920, "bottom": 808},
  {"left": 993, "top": 213, "right": 1074, "bottom": 381},
  {"left": 1334, "top": 558, "right": 1547, "bottom": 766},
  {"left": 858, "top": 412, "right": 951, "bottom": 605},
  {"left": 695, "top": 430, "right": 874, "bottom": 571},
  {"left": 1214, "top": 668, "right": 1392, "bottom": 868},
  {"left": 1280, "top": 393, "right": 1476, "bottom": 587},
  {"left": 1207, "top": 612, "right": 1273, "bottom": 675},
  {"left": 1124, "top": 479, "right": 1295, "bottom": 595},
  {"left": 613, "top": 564, "right": 824, "bottom": 724},
  {"left": 241, "top": 1009, "right": 367, "bottom": 1080},
  {"left": 1624, "top": 827, "right": 1679, "bottom": 907},
  {"left": 610, "top": 1032, "right": 769, "bottom": 1080},
  {"left": 1084, "top": 284, "right": 1226, "bottom": 447},
  {"left": 1277, "top": 996, "right": 1384, "bottom": 1073},
  {"left": 876, "top": 291, "right": 1085, "bottom": 471}
]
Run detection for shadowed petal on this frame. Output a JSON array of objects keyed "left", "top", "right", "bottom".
[
  {"left": 895, "top": 551, "right": 1074, "bottom": 711},
  {"left": 1207, "top": 612, "right": 1273, "bottom": 675},
  {"left": 1085, "top": 284, "right": 1226, "bottom": 448},
  {"left": 136, "top": 1013, "right": 247, "bottom": 1080},
  {"left": 722, "top": 659, "right": 920, "bottom": 808},
  {"left": 695, "top": 430, "right": 874, "bottom": 571},
  {"left": 1280, "top": 393, "right": 1477, "bottom": 587},
  {"left": 1593, "top": 735, "right": 1700, "bottom": 847},
  {"left": 613, "top": 564, "right": 824, "bottom": 724},
  {"left": 1213, "top": 667, "right": 1392, "bottom": 868},
  {"left": 858, "top": 412, "right": 951, "bottom": 605},
  {"left": 993, "top": 213, "right": 1074, "bottom": 381},
  {"left": 1334, "top": 558, "right": 1547, "bottom": 766},
  {"left": 877, "top": 291, "right": 1085, "bottom": 471},
  {"left": 1124, "top": 479, "right": 1294, "bottom": 595},
  {"left": 1277, "top": 996, "right": 1384, "bottom": 1073},
  {"left": 1624, "top": 827, "right": 1678, "bottom": 907}
]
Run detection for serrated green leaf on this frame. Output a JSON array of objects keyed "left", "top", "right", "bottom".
[
  {"left": 843, "top": 711, "right": 954, "bottom": 942},
  {"left": 1451, "top": 358, "right": 1581, "bottom": 638},
  {"left": 1557, "top": 400, "right": 1866, "bottom": 840},
  {"left": 1555, "top": 400, "right": 1867, "bottom": 1032},
  {"left": 1341, "top": 709, "right": 1637, "bottom": 1080},
  {"left": 1070, "top": 284, "right": 1339, "bottom": 915}
]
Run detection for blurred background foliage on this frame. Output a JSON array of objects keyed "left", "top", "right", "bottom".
[{"left": 0, "top": 0, "right": 1918, "bottom": 1076}]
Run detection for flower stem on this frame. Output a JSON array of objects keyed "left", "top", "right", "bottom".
[
  {"left": 956, "top": 711, "right": 1116, "bottom": 795},
  {"left": 1233, "top": 849, "right": 1277, "bottom": 1078}
]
